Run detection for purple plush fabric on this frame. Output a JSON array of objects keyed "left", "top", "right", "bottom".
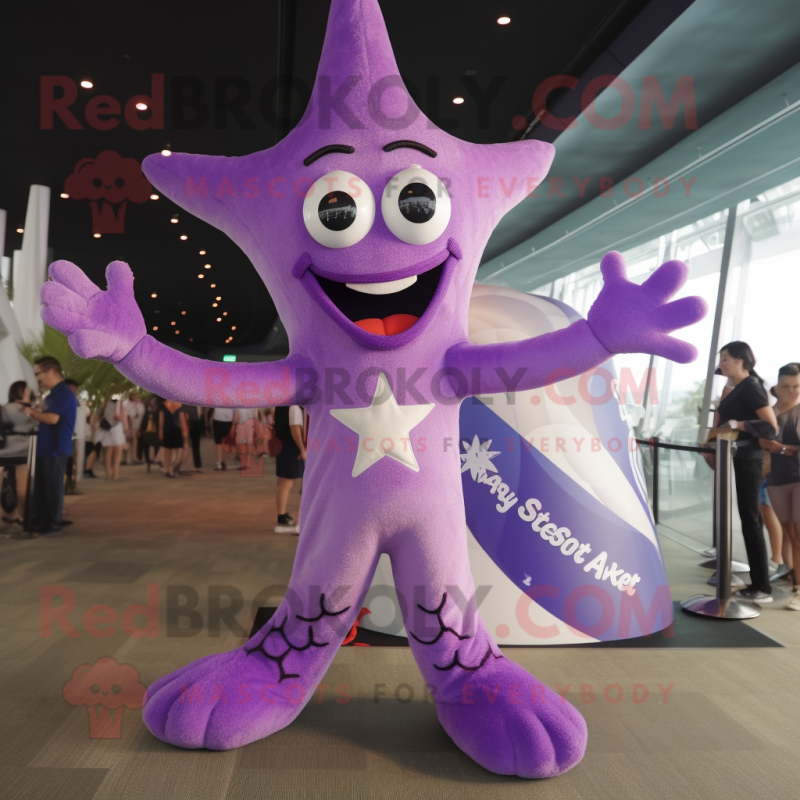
[{"left": 41, "top": 0, "right": 706, "bottom": 778}]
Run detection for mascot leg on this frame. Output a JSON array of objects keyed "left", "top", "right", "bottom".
[
  {"left": 142, "top": 521, "right": 380, "bottom": 750},
  {"left": 388, "top": 522, "right": 588, "bottom": 778}
]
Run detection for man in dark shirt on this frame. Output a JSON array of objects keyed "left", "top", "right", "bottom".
[{"left": 24, "top": 357, "right": 78, "bottom": 536}]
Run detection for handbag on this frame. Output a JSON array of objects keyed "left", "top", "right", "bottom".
[{"left": 100, "top": 418, "right": 113, "bottom": 431}]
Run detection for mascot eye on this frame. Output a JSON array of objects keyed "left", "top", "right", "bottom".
[
  {"left": 114, "top": 178, "right": 125, "bottom": 189},
  {"left": 90, "top": 684, "right": 100, "bottom": 694},
  {"left": 92, "top": 178, "right": 102, "bottom": 189},
  {"left": 111, "top": 684, "right": 121, "bottom": 694},
  {"left": 382, "top": 167, "right": 451, "bottom": 245},
  {"left": 303, "top": 170, "right": 375, "bottom": 249}
]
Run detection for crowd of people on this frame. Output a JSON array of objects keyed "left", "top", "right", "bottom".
[
  {"left": 710, "top": 341, "right": 800, "bottom": 611},
  {"left": 3, "top": 345, "right": 800, "bottom": 610},
  {"left": 1, "top": 358, "right": 308, "bottom": 537}
]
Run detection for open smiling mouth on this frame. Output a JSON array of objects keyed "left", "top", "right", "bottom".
[
  {"left": 314, "top": 261, "right": 444, "bottom": 336},
  {"left": 294, "top": 238, "right": 462, "bottom": 348}
]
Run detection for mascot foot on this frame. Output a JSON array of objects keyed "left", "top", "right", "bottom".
[
  {"left": 434, "top": 656, "right": 587, "bottom": 778},
  {"left": 143, "top": 635, "right": 323, "bottom": 750}
]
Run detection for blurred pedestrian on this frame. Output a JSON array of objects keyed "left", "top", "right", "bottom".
[
  {"left": 1, "top": 381, "right": 37, "bottom": 528},
  {"left": 159, "top": 400, "right": 188, "bottom": 479}
]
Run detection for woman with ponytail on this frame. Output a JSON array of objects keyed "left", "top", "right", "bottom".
[
  {"left": 760, "top": 364, "right": 800, "bottom": 610},
  {"left": 715, "top": 341, "right": 778, "bottom": 602}
]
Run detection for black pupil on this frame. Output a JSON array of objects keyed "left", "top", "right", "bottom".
[
  {"left": 114, "top": 177, "right": 125, "bottom": 188},
  {"left": 318, "top": 191, "right": 356, "bottom": 231},
  {"left": 92, "top": 178, "right": 102, "bottom": 188},
  {"left": 398, "top": 183, "right": 436, "bottom": 223}
]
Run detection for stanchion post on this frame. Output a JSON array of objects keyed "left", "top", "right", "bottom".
[
  {"left": 681, "top": 436, "right": 760, "bottom": 619},
  {"left": 651, "top": 437, "right": 660, "bottom": 525},
  {"left": 715, "top": 438, "right": 732, "bottom": 613}
]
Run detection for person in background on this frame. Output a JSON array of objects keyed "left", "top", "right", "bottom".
[
  {"left": 84, "top": 407, "right": 102, "bottom": 478},
  {"left": 184, "top": 405, "right": 206, "bottom": 473},
  {"left": 24, "top": 357, "right": 77, "bottom": 537},
  {"left": 123, "top": 391, "right": 145, "bottom": 465},
  {"left": 1, "top": 381, "right": 37, "bottom": 529},
  {"left": 98, "top": 394, "right": 127, "bottom": 480},
  {"left": 232, "top": 406, "right": 260, "bottom": 473},
  {"left": 761, "top": 363, "right": 800, "bottom": 610},
  {"left": 714, "top": 342, "right": 778, "bottom": 603},
  {"left": 140, "top": 397, "right": 162, "bottom": 472},
  {"left": 159, "top": 400, "right": 188, "bottom": 479},
  {"left": 212, "top": 407, "right": 234, "bottom": 470},
  {"left": 274, "top": 405, "right": 306, "bottom": 533}
]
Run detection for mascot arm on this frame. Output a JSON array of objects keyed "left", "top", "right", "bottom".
[
  {"left": 41, "top": 259, "right": 302, "bottom": 407},
  {"left": 447, "top": 251, "right": 707, "bottom": 396}
]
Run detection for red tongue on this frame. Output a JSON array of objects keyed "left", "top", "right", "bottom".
[{"left": 355, "top": 314, "right": 419, "bottom": 336}]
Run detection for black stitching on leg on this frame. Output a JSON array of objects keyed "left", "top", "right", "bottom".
[
  {"left": 245, "top": 617, "right": 329, "bottom": 682},
  {"left": 409, "top": 592, "right": 471, "bottom": 646},
  {"left": 433, "top": 646, "right": 503, "bottom": 672},
  {"left": 296, "top": 593, "right": 351, "bottom": 623}
]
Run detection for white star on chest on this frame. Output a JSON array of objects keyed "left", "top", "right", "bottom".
[{"left": 330, "top": 373, "right": 434, "bottom": 478}]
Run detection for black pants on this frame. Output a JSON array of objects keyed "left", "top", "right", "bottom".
[
  {"left": 32, "top": 453, "right": 68, "bottom": 532},
  {"left": 189, "top": 420, "right": 205, "bottom": 469},
  {"left": 733, "top": 457, "right": 771, "bottom": 594}
]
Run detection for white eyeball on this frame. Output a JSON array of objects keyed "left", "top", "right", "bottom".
[
  {"left": 382, "top": 167, "right": 451, "bottom": 245},
  {"left": 303, "top": 171, "right": 375, "bottom": 249}
]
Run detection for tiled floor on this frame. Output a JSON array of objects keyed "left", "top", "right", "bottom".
[{"left": 1, "top": 440, "right": 798, "bottom": 799}]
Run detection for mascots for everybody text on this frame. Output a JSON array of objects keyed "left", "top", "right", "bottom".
[{"left": 42, "top": 0, "right": 705, "bottom": 778}]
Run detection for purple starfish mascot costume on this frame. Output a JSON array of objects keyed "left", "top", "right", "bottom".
[{"left": 42, "top": 0, "right": 706, "bottom": 778}]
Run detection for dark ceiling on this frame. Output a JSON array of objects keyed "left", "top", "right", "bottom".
[{"left": 1, "top": 0, "right": 667, "bottom": 356}]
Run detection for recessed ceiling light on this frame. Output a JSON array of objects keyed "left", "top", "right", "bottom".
[
  {"left": 170, "top": 217, "right": 178, "bottom": 224},
  {"left": 16, "top": 228, "right": 23, "bottom": 234},
  {"left": 161, "top": 149, "right": 172, "bottom": 157},
  {"left": 223, "top": 312, "right": 228, "bottom": 316},
  {"left": 210, "top": 283, "right": 217, "bottom": 288},
  {"left": 217, "top": 318, "right": 222, "bottom": 322},
  {"left": 135, "top": 102, "right": 148, "bottom": 111},
  {"left": 175, "top": 330, "right": 180, "bottom": 335},
  {"left": 497, "top": 16, "right": 511, "bottom": 25},
  {"left": 231, "top": 326, "right": 237, "bottom": 331},
  {"left": 453, "top": 96, "right": 465, "bottom": 105},
  {"left": 199, "top": 250, "right": 207, "bottom": 255},
  {"left": 171, "top": 321, "right": 176, "bottom": 326},
  {"left": 212, "top": 303, "right": 218, "bottom": 308},
  {"left": 80, "top": 80, "right": 93, "bottom": 89},
  {"left": 151, "top": 293, "right": 158, "bottom": 298},
  {"left": 150, "top": 194, "right": 159, "bottom": 200},
  {"left": 152, "top": 326, "right": 159, "bottom": 331},
  {"left": 215, "top": 296, "right": 222, "bottom": 301},
  {"left": 180, "top": 235, "right": 188, "bottom": 240},
  {"left": 181, "top": 311, "right": 187, "bottom": 316},
  {"left": 198, "top": 274, "right": 205, "bottom": 279},
  {"left": 60, "top": 192, "right": 69, "bottom": 199},
  {"left": 93, "top": 233, "right": 102, "bottom": 238},
  {"left": 204, "top": 264, "right": 211, "bottom": 269}
]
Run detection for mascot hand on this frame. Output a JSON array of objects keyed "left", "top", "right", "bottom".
[
  {"left": 586, "top": 251, "right": 707, "bottom": 363},
  {"left": 41, "top": 260, "right": 147, "bottom": 363}
]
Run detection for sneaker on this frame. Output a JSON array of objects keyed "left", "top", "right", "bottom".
[
  {"left": 770, "top": 564, "right": 792, "bottom": 582},
  {"left": 786, "top": 593, "right": 800, "bottom": 611},
  {"left": 734, "top": 589, "right": 773, "bottom": 603},
  {"left": 214, "top": 462, "right": 224, "bottom": 471},
  {"left": 275, "top": 514, "right": 297, "bottom": 533}
]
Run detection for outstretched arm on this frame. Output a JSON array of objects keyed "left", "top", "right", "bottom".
[
  {"left": 447, "top": 252, "right": 707, "bottom": 396},
  {"left": 41, "top": 260, "right": 309, "bottom": 408}
]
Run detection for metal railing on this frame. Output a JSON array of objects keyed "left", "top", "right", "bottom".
[{"left": 636, "top": 436, "right": 761, "bottom": 620}]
